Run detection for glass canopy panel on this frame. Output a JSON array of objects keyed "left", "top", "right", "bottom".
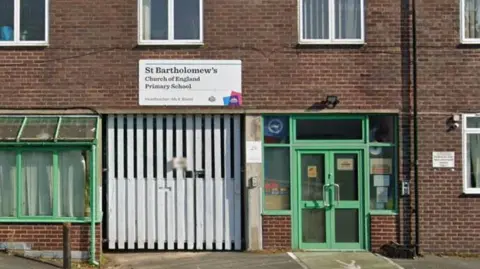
[
  {"left": 57, "top": 117, "right": 97, "bottom": 141},
  {"left": 20, "top": 117, "right": 58, "bottom": 141},
  {"left": 0, "top": 117, "right": 24, "bottom": 141}
]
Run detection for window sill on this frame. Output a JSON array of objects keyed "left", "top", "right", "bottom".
[
  {"left": 369, "top": 210, "right": 398, "bottom": 216},
  {"left": 298, "top": 39, "right": 365, "bottom": 46},
  {"left": 460, "top": 39, "right": 480, "bottom": 45},
  {"left": 463, "top": 188, "right": 480, "bottom": 195},
  {"left": 0, "top": 42, "right": 48, "bottom": 47},
  {"left": 137, "top": 40, "right": 204, "bottom": 46},
  {"left": 262, "top": 210, "right": 291, "bottom": 216}
]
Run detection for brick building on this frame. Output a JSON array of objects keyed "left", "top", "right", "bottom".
[{"left": 0, "top": 0, "right": 477, "bottom": 261}]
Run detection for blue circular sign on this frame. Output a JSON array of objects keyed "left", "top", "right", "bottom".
[{"left": 267, "top": 118, "right": 284, "bottom": 135}]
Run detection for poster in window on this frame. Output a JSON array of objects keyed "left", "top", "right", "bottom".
[
  {"left": 337, "top": 158, "right": 354, "bottom": 171},
  {"left": 307, "top": 166, "right": 317, "bottom": 178},
  {"left": 370, "top": 158, "right": 392, "bottom": 174}
]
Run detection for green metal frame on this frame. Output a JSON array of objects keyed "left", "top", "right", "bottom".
[
  {"left": 296, "top": 150, "right": 364, "bottom": 250},
  {"left": 261, "top": 114, "right": 399, "bottom": 250},
  {"left": 0, "top": 115, "right": 100, "bottom": 224}
]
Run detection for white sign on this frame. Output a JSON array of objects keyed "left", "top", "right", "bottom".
[
  {"left": 432, "top": 151, "right": 455, "bottom": 168},
  {"left": 246, "top": 141, "right": 262, "bottom": 164},
  {"left": 139, "top": 60, "right": 242, "bottom": 106}
]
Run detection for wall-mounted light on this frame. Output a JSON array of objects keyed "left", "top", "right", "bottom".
[
  {"left": 446, "top": 114, "right": 460, "bottom": 131},
  {"left": 325, "top": 95, "right": 340, "bottom": 109}
]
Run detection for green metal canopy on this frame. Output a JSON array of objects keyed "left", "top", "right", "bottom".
[{"left": 0, "top": 115, "right": 99, "bottom": 142}]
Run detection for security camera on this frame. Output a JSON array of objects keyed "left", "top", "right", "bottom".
[{"left": 453, "top": 122, "right": 460, "bottom": 129}]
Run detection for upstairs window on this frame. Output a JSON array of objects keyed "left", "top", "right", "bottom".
[
  {"left": 139, "top": 0, "right": 203, "bottom": 45},
  {"left": 299, "top": 0, "right": 364, "bottom": 44},
  {"left": 461, "top": 0, "right": 480, "bottom": 43},
  {"left": 0, "top": 0, "right": 48, "bottom": 46}
]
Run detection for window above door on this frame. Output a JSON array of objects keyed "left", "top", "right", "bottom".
[
  {"left": 298, "top": 0, "right": 365, "bottom": 45},
  {"left": 138, "top": 0, "right": 203, "bottom": 45},
  {"left": 0, "top": 0, "right": 48, "bottom": 46}
]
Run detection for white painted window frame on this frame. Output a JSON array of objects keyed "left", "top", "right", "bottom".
[
  {"left": 138, "top": 0, "right": 204, "bottom": 46},
  {"left": 462, "top": 114, "right": 480, "bottom": 194},
  {"left": 297, "top": 0, "right": 365, "bottom": 45},
  {"left": 460, "top": 0, "right": 480, "bottom": 44},
  {"left": 0, "top": 0, "right": 49, "bottom": 47}
]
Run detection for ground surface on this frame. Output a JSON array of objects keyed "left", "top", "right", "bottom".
[
  {"left": 0, "top": 252, "right": 57, "bottom": 269},
  {"left": 2, "top": 251, "right": 480, "bottom": 269},
  {"left": 394, "top": 256, "right": 480, "bottom": 269}
]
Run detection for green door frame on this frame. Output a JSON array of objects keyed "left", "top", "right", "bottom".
[{"left": 293, "top": 147, "right": 368, "bottom": 250}]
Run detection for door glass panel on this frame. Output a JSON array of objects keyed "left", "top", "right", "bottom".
[
  {"left": 296, "top": 119, "right": 362, "bottom": 140},
  {"left": 302, "top": 209, "right": 326, "bottom": 243},
  {"left": 301, "top": 154, "right": 325, "bottom": 201},
  {"left": 335, "top": 209, "right": 359, "bottom": 243},
  {"left": 334, "top": 153, "right": 358, "bottom": 201}
]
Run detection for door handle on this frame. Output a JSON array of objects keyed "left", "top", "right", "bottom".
[
  {"left": 333, "top": 184, "right": 340, "bottom": 206},
  {"left": 323, "top": 184, "right": 330, "bottom": 207}
]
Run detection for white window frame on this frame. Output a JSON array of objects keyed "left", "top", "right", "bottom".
[
  {"left": 137, "top": 0, "right": 204, "bottom": 46},
  {"left": 460, "top": 0, "right": 480, "bottom": 44},
  {"left": 297, "top": 0, "right": 365, "bottom": 45},
  {"left": 0, "top": 0, "right": 49, "bottom": 46},
  {"left": 462, "top": 114, "right": 480, "bottom": 194}
]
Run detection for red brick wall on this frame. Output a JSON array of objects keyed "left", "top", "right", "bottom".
[
  {"left": 370, "top": 215, "right": 399, "bottom": 252},
  {"left": 414, "top": 0, "right": 480, "bottom": 253},
  {"left": 415, "top": 115, "right": 480, "bottom": 254},
  {"left": 0, "top": 224, "right": 101, "bottom": 257},
  {"left": 262, "top": 216, "right": 291, "bottom": 249},
  {"left": 0, "top": 0, "right": 402, "bottom": 111}
]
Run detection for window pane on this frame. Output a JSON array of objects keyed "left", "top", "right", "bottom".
[
  {"left": 22, "top": 152, "right": 53, "bottom": 216},
  {"left": 296, "top": 119, "right": 363, "bottom": 140},
  {"left": 20, "top": 0, "right": 46, "bottom": 41},
  {"left": 467, "top": 117, "right": 480, "bottom": 128},
  {"left": 465, "top": 0, "right": 480, "bottom": 39},
  {"left": 0, "top": 117, "right": 23, "bottom": 141},
  {"left": 302, "top": 0, "right": 329, "bottom": 39},
  {"left": 335, "top": 0, "right": 361, "bottom": 39},
  {"left": 0, "top": 0, "right": 14, "bottom": 41},
  {"left": 369, "top": 147, "right": 395, "bottom": 210},
  {"left": 467, "top": 134, "right": 480, "bottom": 189},
  {"left": 334, "top": 153, "right": 358, "bottom": 201},
  {"left": 143, "top": 0, "right": 168, "bottom": 40},
  {"left": 335, "top": 209, "right": 359, "bottom": 243},
  {"left": 58, "top": 151, "right": 90, "bottom": 217},
  {"left": 57, "top": 117, "right": 97, "bottom": 141},
  {"left": 20, "top": 117, "right": 58, "bottom": 141},
  {"left": 174, "top": 0, "right": 200, "bottom": 40},
  {"left": 0, "top": 151, "right": 16, "bottom": 217},
  {"left": 369, "top": 115, "right": 395, "bottom": 143},
  {"left": 264, "top": 116, "right": 289, "bottom": 144},
  {"left": 264, "top": 148, "right": 290, "bottom": 210}
]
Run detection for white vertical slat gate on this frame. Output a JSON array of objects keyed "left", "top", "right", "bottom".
[{"left": 107, "top": 114, "right": 243, "bottom": 250}]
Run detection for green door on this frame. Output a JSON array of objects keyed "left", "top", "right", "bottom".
[{"left": 298, "top": 150, "right": 364, "bottom": 250}]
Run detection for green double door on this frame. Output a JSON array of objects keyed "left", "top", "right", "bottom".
[{"left": 298, "top": 150, "right": 364, "bottom": 250}]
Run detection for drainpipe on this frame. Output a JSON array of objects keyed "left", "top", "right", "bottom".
[
  {"left": 90, "top": 144, "right": 99, "bottom": 266},
  {"left": 412, "top": 0, "right": 420, "bottom": 256}
]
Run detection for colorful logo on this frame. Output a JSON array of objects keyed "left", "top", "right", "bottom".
[{"left": 223, "top": 91, "right": 242, "bottom": 106}]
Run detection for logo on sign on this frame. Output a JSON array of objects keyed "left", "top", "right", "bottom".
[
  {"left": 267, "top": 118, "right": 284, "bottom": 135},
  {"left": 208, "top": 96, "right": 216, "bottom": 102},
  {"left": 230, "top": 96, "right": 239, "bottom": 104}
]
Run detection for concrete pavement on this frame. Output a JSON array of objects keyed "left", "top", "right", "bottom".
[
  {"left": 291, "top": 252, "right": 402, "bottom": 269},
  {"left": 105, "top": 252, "right": 303, "bottom": 269},
  {"left": 0, "top": 252, "right": 57, "bottom": 269},
  {"left": 394, "top": 256, "right": 480, "bottom": 269}
]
